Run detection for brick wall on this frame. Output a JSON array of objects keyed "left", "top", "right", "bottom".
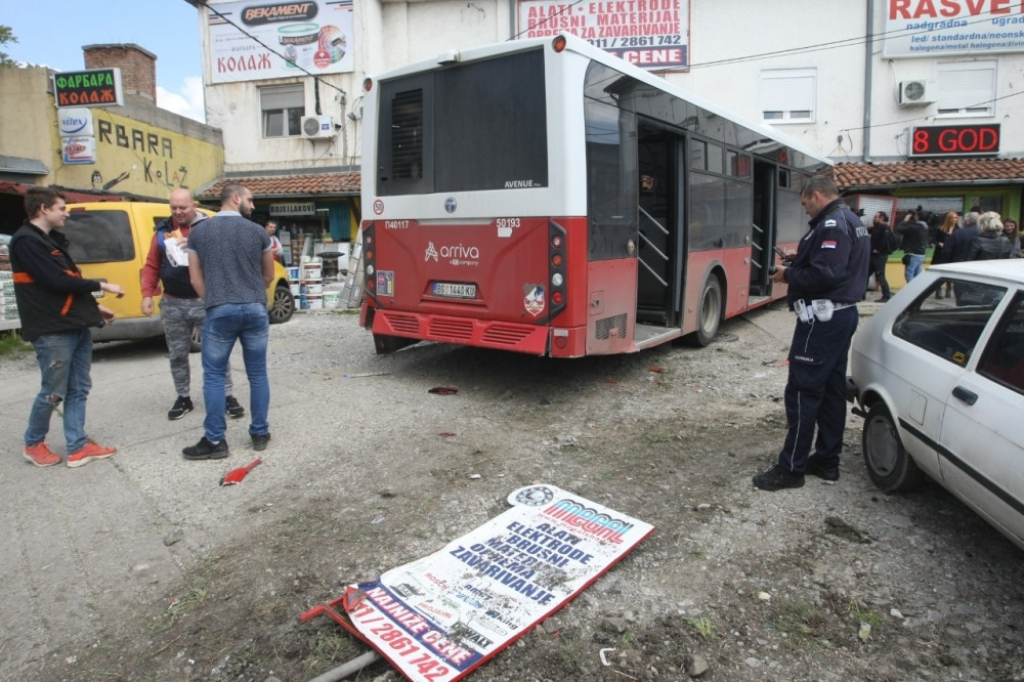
[{"left": 83, "top": 44, "right": 156, "bottom": 104}]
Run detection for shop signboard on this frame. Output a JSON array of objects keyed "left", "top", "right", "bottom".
[
  {"left": 270, "top": 202, "right": 317, "bottom": 216},
  {"left": 909, "top": 123, "right": 1000, "bottom": 158},
  {"left": 62, "top": 136, "right": 96, "bottom": 165},
  {"left": 884, "top": 0, "right": 1024, "bottom": 57},
  {"left": 52, "top": 68, "right": 124, "bottom": 107},
  {"left": 58, "top": 108, "right": 95, "bottom": 137},
  {"left": 206, "top": 0, "right": 355, "bottom": 84},
  {"left": 517, "top": 0, "right": 689, "bottom": 69},
  {"left": 312, "top": 484, "right": 654, "bottom": 682}
]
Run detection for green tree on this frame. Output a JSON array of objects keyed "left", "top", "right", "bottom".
[{"left": 0, "top": 25, "right": 18, "bottom": 67}]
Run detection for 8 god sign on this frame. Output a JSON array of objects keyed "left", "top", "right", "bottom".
[{"left": 910, "top": 124, "right": 1001, "bottom": 157}]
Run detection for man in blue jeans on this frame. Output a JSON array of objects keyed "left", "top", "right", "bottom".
[
  {"left": 10, "top": 187, "right": 126, "bottom": 468},
  {"left": 183, "top": 183, "right": 274, "bottom": 460}
]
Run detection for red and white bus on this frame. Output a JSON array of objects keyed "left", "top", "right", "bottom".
[{"left": 359, "top": 34, "right": 831, "bottom": 358}]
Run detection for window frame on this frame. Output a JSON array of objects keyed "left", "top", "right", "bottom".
[
  {"left": 760, "top": 68, "right": 816, "bottom": 124},
  {"left": 936, "top": 60, "right": 997, "bottom": 119},
  {"left": 260, "top": 83, "right": 305, "bottom": 139}
]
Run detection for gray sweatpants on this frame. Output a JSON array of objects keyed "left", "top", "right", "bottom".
[{"left": 160, "top": 297, "right": 233, "bottom": 398}]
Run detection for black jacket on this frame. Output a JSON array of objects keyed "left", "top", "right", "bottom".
[
  {"left": 895, "top": 220, "right": 929, "bottom": 255},
  {"left": 942, "top": 225, "right": 979, "bottom": 263},
  {"left": 10, "top": 222, "right": 103, "bottom": 342},
  {"left": 786, "top": 199, "right": 871, "bottom": 305},
  {"left": 968, "top": 232, "right": 1011, "bottom": 261},
  {"left": 870, "top": 222, "right": 892, "bottom": 255}
]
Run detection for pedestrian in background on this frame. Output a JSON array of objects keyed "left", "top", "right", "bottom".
[
  {"left": 867, "top": 210, "right": 893, "bottom": 302},
  {"left": 941, "top": 211, "right": 980, "bottom": 264},
  {"left": 10, "top": 187, "right": 125, "bottom": 468},
  {"left": 1002, "top": 218, "right": 1020, "bottom": 258},
  {"left": 183, "top": 184, "right": 274, "bottom": 460},
  {"left": 266, "top": 220, "right": 284, "bottom": 264},
  {"left": 141, "top": 189, "right": 245, "bottom": 421},
  {"left": 969, "top": 212, "right": 1011, "bottom": 262},
  {"left": 896, "top": 209, "right": 929, "bottom": 282},
  {"left": 930, "top": 211, "right": 958, "bottom": 298},
  {"left": 753, "top": 175, "right": 870, "bottom": 491}
]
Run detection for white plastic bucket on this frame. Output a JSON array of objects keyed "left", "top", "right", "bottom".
[
  {"left": 290, "top": 283, "right": 300, "bottom": 296},
  {"left": 322, "top": 291, "right": 340, "bottom": 308},
  {"left": 306, "top": 282, "right": 323, "bottom": 295},
  {"left": 307, "top": 294, "right": 323, "bottom": 309}
]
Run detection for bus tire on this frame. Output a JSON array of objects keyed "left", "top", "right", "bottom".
[{"left": 690, "top": 276, "right": 723, "bottom": 347}]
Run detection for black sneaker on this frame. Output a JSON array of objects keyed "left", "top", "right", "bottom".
[
  {"left": 753, "top": 465, "right": 805, "bottom": 491},
  {"left": 807, "top": 458, "right": 840, "bottom": 482},
  {"left": 182, "top": 437, "right": 229, "bottom": 460},
  {"left": 251, "top": 433, "right": 271, "bottom": 452},
  {"left": 168, "top": 396, "right": 193, "bottom": 421},
  {"left": 225, "top": 395, "right": 245, "bottom": 419}
]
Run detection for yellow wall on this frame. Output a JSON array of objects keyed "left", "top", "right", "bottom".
[
  {"left": 55, "top": 109, "right": 224, "bottom": 201},
  {"left": 0, "top": 67, "right": 56, "bottom": 173}
]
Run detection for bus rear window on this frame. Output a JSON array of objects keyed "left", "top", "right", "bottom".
[
  {"left": 63, "top": 211, "right": 136, "bottom": 263},
  {"left": 377, "top": 49, "right": 548, "bottom": 195}
]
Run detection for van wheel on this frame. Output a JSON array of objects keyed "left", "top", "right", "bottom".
[
  {"left": 270, "top": 285, "right": 295, "bottom": 324},
  {"left": 190, "top": 326, "right": 201, "bottom": 353},
  {"left": 688, "top": 276, "right": 722, "bottom": 346}
]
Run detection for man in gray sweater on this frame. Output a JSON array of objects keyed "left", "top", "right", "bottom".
[{"left": 183, "top": 183, "right": 274, "bottom": 460}]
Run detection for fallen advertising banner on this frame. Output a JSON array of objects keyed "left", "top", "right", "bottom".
[{"left": 301, "top": 484, "right": 654, "bottom": 681}]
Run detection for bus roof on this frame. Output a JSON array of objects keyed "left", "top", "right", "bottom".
[{"left": 367, "top": 33, "right": 833, "bottom": 171}]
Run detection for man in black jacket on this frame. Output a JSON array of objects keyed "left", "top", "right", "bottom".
[
  {"left": 868, "top": 211, "right": 893, "bottom": 302},
  {"left": 896, "top": 210, "right": 929, "bottom": 282},
  {"left": 10, "top": 187, "right": 125, "bottom": 468}
]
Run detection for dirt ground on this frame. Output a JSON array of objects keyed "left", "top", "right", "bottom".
[{"left": 12, "top": 306, "right": 1024, "bottom": 682}]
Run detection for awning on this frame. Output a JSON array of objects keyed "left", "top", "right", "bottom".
[
  {"left": 196, "top": 171, "right": 361, "bottom": 201},
  {"left": 0, "top": 181, "right": 124, "bottom": 204}
]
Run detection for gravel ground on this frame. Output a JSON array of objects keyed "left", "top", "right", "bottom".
[{"left": 2, "top": 304, "right": 1023, "bottom": 682}]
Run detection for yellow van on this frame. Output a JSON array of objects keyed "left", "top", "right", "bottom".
[{"left": 63, "top": 202, "right": 295, "bottom": 347}]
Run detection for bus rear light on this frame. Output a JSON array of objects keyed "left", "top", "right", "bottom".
[
  {"left": 366, "top": 265, "right": 375, "bottom": 276},
  {"left": 551, "top": 235, "right": 563, "bottom": 248},
  {"left": 554, "top": 336, "right": 567, "bottom": 349},
  {"left": 367, "top": 277, "right": 375, "bottom": 289},
  {"left": 552, "top": 36, "right": 567, "bottom": 53},
  {"left": 552, "top": 254, "right": 563, "bottom": 267},
  {"left": 365, "top": 250, "right": 373, "bottom": 260},
  {"left": 552, "top": 273, "right": 563, "bottom": 287},
  {"left": 552, "top": 291, "right": 563, "bottom": 305}
]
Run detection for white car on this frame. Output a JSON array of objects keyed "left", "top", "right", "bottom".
[{"left": 849, "top": 260, "right": 1024, "bottom": 552}]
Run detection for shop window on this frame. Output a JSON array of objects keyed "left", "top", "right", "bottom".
[
  {"left": 260, "top": 84, "right": 304, "bottom": 138},
  {"left": 937, "top": 61, "right": 996, "bottom": 117},
  {"left": 761, "top": 69, "right": 815, "bottom": 124}
]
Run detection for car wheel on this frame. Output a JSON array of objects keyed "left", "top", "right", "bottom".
[
  {"left": 688, "top": 276, "right": 722, "bottom": 346},
  {"left": 190, "top": 326, "right": 201, "bottom": 353},
  {"left": 862, "top": 402, "right": 925, "bottom": 493},
  {"left": 270, "top": 284, "right": 295, "bottom": 324}
]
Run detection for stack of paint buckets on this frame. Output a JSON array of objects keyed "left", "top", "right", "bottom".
[{"left": 302, "top": 257, "right": 323, "bottom": 309}]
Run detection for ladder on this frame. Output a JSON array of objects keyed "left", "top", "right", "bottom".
[{"left": 340, "top": 228, "right": 365, "bottom": 309}]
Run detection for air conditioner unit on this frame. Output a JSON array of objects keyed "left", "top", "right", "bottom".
[
  {"left": 899, "top": 80, "right": 935, "bottom": 106},
  {"left": 301, "top": 115, "right": 337, "bottom": 139}
]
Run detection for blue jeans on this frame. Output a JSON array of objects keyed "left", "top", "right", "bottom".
[
  {"left": 201, "top": 303, "right": 270, "bottom": 442},
  {"left": 905, "top": 254, "right": 925, "bottom": 282},
  {"left": 25, "top": 328, "right": 94, "bottom": 453}
]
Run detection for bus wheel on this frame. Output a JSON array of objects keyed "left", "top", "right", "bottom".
[{"left": 691, "top": 276, "right": 722, "bottom": 346}]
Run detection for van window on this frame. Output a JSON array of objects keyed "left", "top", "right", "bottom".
[{"left": 63, "top": 211, "right": 136, "bottom": 263}]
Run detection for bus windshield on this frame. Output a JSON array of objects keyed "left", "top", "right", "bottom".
[{"left": 376, "top": 48, "right": 549, "bottom": 195}]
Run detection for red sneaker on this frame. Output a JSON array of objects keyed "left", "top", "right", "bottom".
[
  {"left": 66, "top": 442, "right": 117, "bottom": 468},
  {"left": 24, "top": 442, "right": 61, "bottom": 467}
]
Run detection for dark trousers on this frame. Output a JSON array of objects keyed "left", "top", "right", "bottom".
[
  {"left": 778, "top": 306, "right": 859, "bottom": 474},
  {"left": 867, "top": 253, "right": 891, "bottom": 298}
]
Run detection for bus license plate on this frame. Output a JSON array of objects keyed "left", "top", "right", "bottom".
[{"left": 433, "top": 282, "right": 476, "bottom": 299}]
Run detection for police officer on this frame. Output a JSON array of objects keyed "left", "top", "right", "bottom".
[{"left": 753, "top": 175, "right": 870, "bottom": 491}]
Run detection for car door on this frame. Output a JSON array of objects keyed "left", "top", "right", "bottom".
[{"left": 938, "top": 287, "right": 1024, "bottom": 548}]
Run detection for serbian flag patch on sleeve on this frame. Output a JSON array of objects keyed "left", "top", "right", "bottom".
[{"left": 821, "top": 240, "right": 838, "bottom": 249}]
